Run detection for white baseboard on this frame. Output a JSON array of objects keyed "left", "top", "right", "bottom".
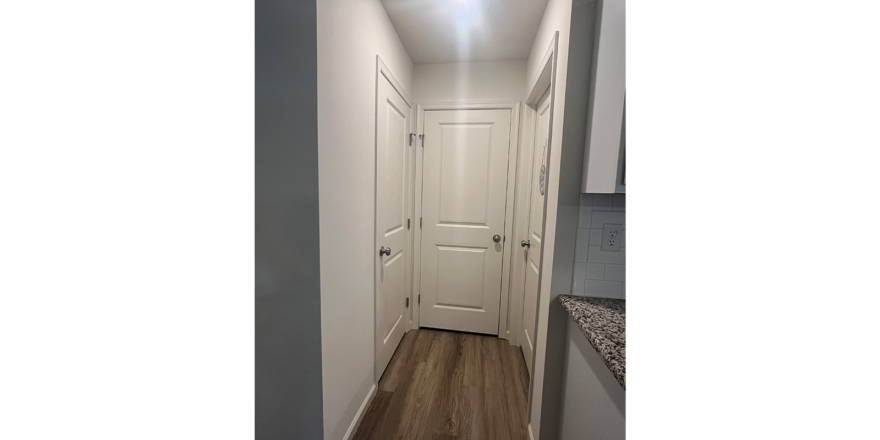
[
  {"left": 528, "top": 423, "right": 536, "bottom": 440},
  {"left": 342, "top": 383, "right": 377, "bottom": 440}
]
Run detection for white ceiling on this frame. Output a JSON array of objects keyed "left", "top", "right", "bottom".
[{"left": 382, "top": 0, "right": 549, "bottom": 64}]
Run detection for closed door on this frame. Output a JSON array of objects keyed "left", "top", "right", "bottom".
[
  {"left": 521, "top": 89, "right": 551, "bottom": 377},
  {"left": 375, "top": 72, "right": 411, "bottom": 380},
  {"left": 419, "top": 108, "right": 512, "bottom": 335}
]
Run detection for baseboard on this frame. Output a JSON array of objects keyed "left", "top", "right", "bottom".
[
  {"left": 528, "top": 423, "right": 536, "bottom": 440},
  {"left": 343, "top": 383, "right": 377, "bottom": 440}
]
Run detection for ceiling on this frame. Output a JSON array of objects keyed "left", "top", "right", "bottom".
[{"left": 382, "top": 0, "right": 549, "bottom": 64}]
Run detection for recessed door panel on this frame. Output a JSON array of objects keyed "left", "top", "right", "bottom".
[
  {"left": 382, "top": 250, "right": 405, "bottom": 343},
  {"left": 438, "top": 124, "right": 493, "bottom": 227},
  {"left": 382, "top": 102, "right": 407, "bottom": 236},
  {"left": 435, "top": 245, "right": 488, "bottom": 309}
]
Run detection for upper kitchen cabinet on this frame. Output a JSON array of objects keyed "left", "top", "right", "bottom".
[{"left": 582, "top": 0, "right": 625, "bottom": 194}]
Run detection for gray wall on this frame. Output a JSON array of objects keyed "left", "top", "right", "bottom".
[
  {"left": 255, "top": 0, "right": 323, "bottom": 438},
  {"left": 573, "top": 194, "right": 626, "bottom": 298}
]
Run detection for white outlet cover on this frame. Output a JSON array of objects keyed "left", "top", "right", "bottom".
[{"left": 601, "top": 224, "right": 624, "bottom": 252}]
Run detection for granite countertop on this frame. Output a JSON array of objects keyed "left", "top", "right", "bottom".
[{"left": 558, "top": 295, "right": 626, "bottom": 389}]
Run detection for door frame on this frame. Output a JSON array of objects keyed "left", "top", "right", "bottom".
[
  {"left": 411, "top": 100, "right": 521, "bottom": 335},
  {"left": 374, "top": 55, "right": 414, "bottom": 382}
]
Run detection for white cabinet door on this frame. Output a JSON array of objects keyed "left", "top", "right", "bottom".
[
  {"left": 419, "top": 108, "right": 512, "bottom": 335},
  {"left": 521, "top": 90, "right": 552, "bottom": 377},
  {"left": 375, "top": 73, "right": 411, "bottom": 380}
]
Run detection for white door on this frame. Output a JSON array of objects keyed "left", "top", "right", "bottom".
[
  {"left": 521, "top": 90, "right": 551, "bottom": 377},
  {"left": 419, "top": 108, "right": 512, "bottom": 335},
  {"left": 375, "top": 72, "right": 411, "bottom": 380}
]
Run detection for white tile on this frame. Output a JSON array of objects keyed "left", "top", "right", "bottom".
[
  {"left": 592, "top": 194, "right": 613, "bottom": 211},
  {"left": 589, "top": 228, "right": 603, "bottom": 245},
  {"left": 612, "top": 194, "right": 626, "bottom": 211},
  {"left": 604, "top": 264, "right": 625, "bottom": 281},
  {"left": 572, "top": 263, "right": 587, "bottom": 295},
  {"left": 588, "top": 245, "right": 626, "bottom": 264},
  {"left": 591, "top": 211, "right": 626, "bottom": 228},
  {"left": 578, "top": 203, "right": 592, "bottom": 229},
  {"left": 586, "top": 263, "right": 605, "bottom": 280},
  {"left": 585, "top": 280, "right": 622, "bottom": 298},
  {"left": 621, "top": 283, "right": 625, "bottom": 299},
  {"left": 575, "top": 228, "right": 590, "bottom": 262}
]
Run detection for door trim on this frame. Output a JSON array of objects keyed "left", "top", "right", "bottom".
[
  {"left": 412, "top": 100, "right": 521, "bottom": 336},
  {"left": 374, "top": 55, "right": 413, "bottom": 382}
]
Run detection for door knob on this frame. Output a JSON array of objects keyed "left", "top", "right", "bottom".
[
  {"left": 493, "top": 234, "right": 501, "bottom": 243},
  {"left": 521, "top": 240, "right": 530, "bottom": 248},
  {"left": 379, "top": 246, "right": 391, "bottom": 256}
]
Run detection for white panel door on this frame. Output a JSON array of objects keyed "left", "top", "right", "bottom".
[
  {"left": 375, "top": 74, "right": 411, "bottom": 380},
  {"left": 420, "top": 108, "right": 512, "bottom": 335},
  {"left": 521, "top": 90, "right": 551, "bottom": 377}
]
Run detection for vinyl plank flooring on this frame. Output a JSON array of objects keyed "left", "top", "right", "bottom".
[
  {"left": 479, "top": 337, "right": 507, "bottom": 440},
  {"left": 352, "top": 329, "right": 529, "bottom": 440}
]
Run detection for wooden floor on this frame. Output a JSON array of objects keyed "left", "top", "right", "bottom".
[{"left": 353, "top": 328, "right": 530, "bottom": 440}]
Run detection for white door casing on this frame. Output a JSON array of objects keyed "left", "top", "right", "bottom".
[
  {"left": 419, "top": 108, "right": 512, "bottom": 335},
  {"left": 375, "top": 59, "right": 411, "bottom": 381},
  {"left": 521, "top": 89, "right": 551, "bottom": 377}
]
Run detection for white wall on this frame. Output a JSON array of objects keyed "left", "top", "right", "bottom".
[
  {"left": 316, "top": 1, "right": 413, "bottom": 439},
  {"left": 255, "top": 0, "right": 324, "bottom": 438},
  {"left": 525, "top": 0, "right": 599, "bottom": 438},
  {"left": 559, "top": 318, "right": 625, "bottom": 440},
  {"left": 413, "top": 60, "right": 527, "bottom": 103}
]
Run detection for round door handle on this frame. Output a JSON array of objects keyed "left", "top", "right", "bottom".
[
  {"left": 493, "top": 234, "right": 501, "bottom": 243},
  {"left": 379, "top": 246, "right": 391, "bottom": 256},
  {"left": 521, "top": 240, "right": 530, "bottom": 248}
]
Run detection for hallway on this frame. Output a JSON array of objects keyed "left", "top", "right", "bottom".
[{"left": 353, "top": 329, "right": 530, "bottom": 440}]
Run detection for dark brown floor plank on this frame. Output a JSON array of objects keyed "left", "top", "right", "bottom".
[
  {"left": 397, "top": 331, "right": 451, "bottom": 439},
  {"left": 378, "top": 330, "right": 415, "bottom": 392},
  {"left": 499, "top": 341, "right": 530, "bottom": 439},
  {"left": 428, "top": 331, "right": 463, "bottom": 438},
  {"left": 480, "top": 337, "right": 508, "bottom": 440},
  {"left": 373, "top": 330, "right": 435, "bottom": 440},
  {"left": 351, "top": 390, "right": 393, "bottom": 440},
  {"left": 462, "top": 334, "right": 492, "bottom": 440}
]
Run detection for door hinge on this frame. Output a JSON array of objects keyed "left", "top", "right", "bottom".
[
  {"left": 418, "top": 294, "right": 420, "bottom": 304},
  {"left": 406, "top": 297, "right": 409, "bottom": 308},
  {"left": 419, "top": 217, "right": 422, "bottom": 229},
  {"left": 407, "top": 218, "right": 410, "bottom": 230},
  {"left": 419, "top": 134, "right": 424, "bottom": 147},
  {"left": 409, "top": 133, "right": 415, "bottom": 146}
]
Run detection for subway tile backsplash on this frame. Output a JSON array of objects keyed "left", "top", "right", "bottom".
[{"left": 572, "top": 193, "right": 625, "bottom": 299}]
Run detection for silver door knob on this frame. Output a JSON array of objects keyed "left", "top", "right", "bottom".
[
  {"left": 379, "top": 246, "right": 391, "bottom": 256},
  {"left": 521, "top": 240, "right": 530, "bottom": 248},
  {"left": 493, "top": 234, "right": 501, "bottom": 243}
]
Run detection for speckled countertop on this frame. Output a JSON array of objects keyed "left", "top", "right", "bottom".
[{"left": 558, "top": 295, "right": 625, "bottom": 389}]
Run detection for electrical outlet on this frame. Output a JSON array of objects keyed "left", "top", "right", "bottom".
[{"left": 601, "top": 224, "right": 623, "bottom": 252}]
